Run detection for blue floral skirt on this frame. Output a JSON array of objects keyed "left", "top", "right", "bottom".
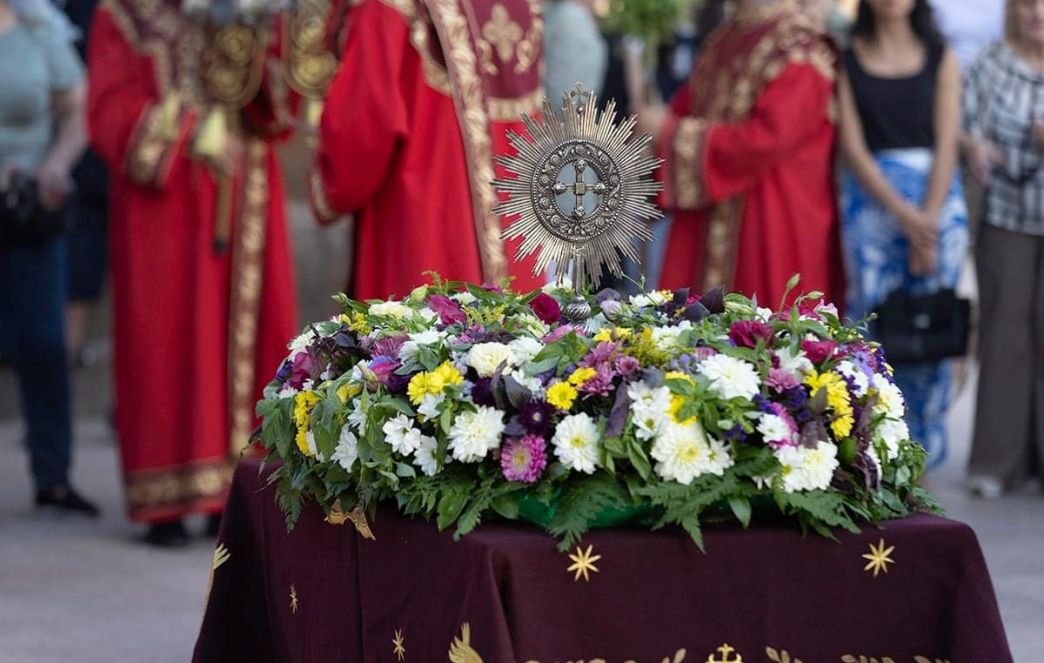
[{"left": 841, "top": 148, "right": 969, "bottom": 469}]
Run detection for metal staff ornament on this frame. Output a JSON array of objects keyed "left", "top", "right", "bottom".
[{"left": 494, "top": 84, "right": 662, "bottom": 296}]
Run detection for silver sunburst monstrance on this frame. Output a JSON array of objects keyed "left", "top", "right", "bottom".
[{"left": 494, "top": 83, "right": 662, "bottom": 315}]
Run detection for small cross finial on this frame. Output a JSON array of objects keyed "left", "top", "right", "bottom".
[{"left": 706, "top": 643, "right": 743, "bottom": 663}]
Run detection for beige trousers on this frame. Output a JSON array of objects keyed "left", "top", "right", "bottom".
[{"left": 969, "top": 223, "right": 1044, "bottom": 484}]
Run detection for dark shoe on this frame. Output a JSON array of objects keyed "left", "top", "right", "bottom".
[
  {"left": 205, "top": 513, "right": 223, "bottom": 538},
  {"left": 35, "top": 486, "right": 100, "bottom": 517},
  {"left": 145, "top": 520, "right": 189, "bottom": 548}
]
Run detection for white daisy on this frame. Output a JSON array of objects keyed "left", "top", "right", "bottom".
[
  {"left": 332, "top": 426, "right": 358, "bottom": 471},
  {"left": 651, "top": 421, "right": 733, "bottom": 484},
  {"left": 836, "top": 360, "right": 869, "bottom": 397},
  {"left": 346, "top": 399, "right": 368, "bottom": 434},
  {"left": 382, "top": 414, "right": 422, "bottom": 456},
  {"left": 414, "top": 434, "right": 441, "bottom": 477},
  {"left": 872, "top": 374, "right": 905, "bottom": 419},
  {"left": 627, "top": 382, "right": 672, "bottom": 440},
  {"left": 757, "top": 413, "right": 796, "bottom": 446},
  {"left": 417, "top": 393, "right": 445, "bottom": 421},
  {"left": 875, "top": 417, "right": 910, "bottom": 461},
  {"left": 698, "top": 354, "right": 761, "bottom": 401},
  {"left": 287, "top": 329, "right": 317, "bottom": 353},
  {"left": 774, "top": 347, "right": 814, "bottom": 377},
  {"left": 368, "top": 300, "right": 411, "bottom": 318},
  {"left": 552, "top": 413, "right": 601, "bottom": 474},
  {"left": 776, "top": 441, "right": 839, "bottom": 493},
  {"left": 448, "top": 406, "right": 505, "bottom": 462},
  {"left": 466, "top": 342, "right": 516, "bottom": 378}
]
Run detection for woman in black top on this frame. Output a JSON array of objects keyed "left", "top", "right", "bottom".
[{"left": 837, "top": 0, "right": 967, "bottom": 470}]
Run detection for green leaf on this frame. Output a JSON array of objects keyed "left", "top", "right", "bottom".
[
  {"left": 491, "top": 492, "right": 520, "bottom": 520},
  {"left": 395, "top": 462, "right": 417, "bottom": 478},
  {"left": 626, "top": 437, "right": 652, "bottom": 481},
  {"left": 728, "top": 495, "right": 752, "bottom": 528},
  {"left": 548, "top": 474, "right": 630, "bottom": 551},
  {"left": 436, "top": 487, "right": 469, "bottom": 531}
]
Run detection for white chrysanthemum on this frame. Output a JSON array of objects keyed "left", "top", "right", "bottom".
[
  {"left": 875, "top": 417, "right": 909, "bottom": 460},
  {"left": 415, "top": 306, "right": 438, "bottom": 324},
  {"left": 651, "top": 322, "right": 691, "bottom": 351},
  {"left": 755, "top": 306, "right": 775, "bottom": 322},
  {"left": 757, "top": 413, "right": 795, "bottom": 446},
  {"left": 872, "top": 374, "right": 905, "bottom": 418},
  {"left": 277, "top": 384, "right": 299, "bottom": 399},
  {"left": 524, "top": 376, "right": 546, "bottom": 399},
  {"left": 651, "top": 422, "right": 733, "bottom": 484},
  {"left": 287, "top": 329, "right": 317, "bottom": 353},
  {"left": 448, "top": 406, "right": 505, "bottom": 462},
  {"left": 414, "top": 434, "right": 440, "bottom": 477},
  {"left": 774, "top": 347, "right": 814, "bottom": 377},
  {"left": 515, "top": 314, "right": 550, "bottom": 338},
  {"left": 629, "top": 290, "right": 670, "bottom": 307},
  {"left": 332, "top": 426, "right": 358, "bottom": 471},
  {"left": 417, "top": 393, "right": 445, "bottom": 421},
  {"left": 466, "top": 342, "right": 516, "bottom": 378},
  {"left": 411, "top": 328, "right": 444, "bottom": 345},
  {"left": 452, "top": 291, "right": 477, "bottom": 305},
  {"left": 836, "top": 361, "right": 869, "bottom": 397},
  {"left": 552, "top": 413, "right": 601, "bottom": 474},
  {"left": 509, "top": 337, "right": 544, "bottom": 365},
  {"left": 346, "top": 399, "right": 368, "bottom": 434},
  {"left": 382, "top": 414, "right": 422, "bottom": 456},
  {"left": 699, "top": 354, "right": 761, "bottom": 401},
  {"left": 368, "top": 300, "right": 411, "bottom": 318},
  {"left": 627, "top": 382, "right": 672, "bottom": 440},
  {"left": 776, "top": 441, "right": 839, "bottom": 493}
]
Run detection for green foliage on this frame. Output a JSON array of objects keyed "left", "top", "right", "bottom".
[{"left": 548, "top": 474, "right": 631, "bottom": 551}]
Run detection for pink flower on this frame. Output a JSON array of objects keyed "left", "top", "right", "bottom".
[
  {"left": 766, "top": 367, "right": 800, "bottom": 392},
  {"left": 288, "top": 351, "right": 314, "bottom": 389},
  {"left": 579, "top": 363, "right": 616, "bottom": 396},
  {"left": 614, "top": 354, "right": 640, "bottom": 378},
  {"left": 500, "top": 435, "right": 548, "bottom": 483},
  {"left": 691, "top": 346, "right": 718, "bottom": 362},
  {"left": 543, "top": 324, "right": 579, "bottom": 343},
  {"left": 728, "top": 320, "right": 775, "bottom": 348},
  {"left": 801, "top": 339, "right": 837, "bottom": 364},
  {"left": 427, "top": 295, "right": 466, "bottom": 325},
  {"left": 530, "top": 293, "right": 562, "bottom": 324}
]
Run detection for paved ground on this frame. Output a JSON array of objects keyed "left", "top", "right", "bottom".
[{"left": 0, "top": 211, "right": 1041, "bottom": 661}]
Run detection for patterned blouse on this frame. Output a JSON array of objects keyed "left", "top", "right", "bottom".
[{"left": 964, "top": 42, "right": 1044, "bottom": 235}]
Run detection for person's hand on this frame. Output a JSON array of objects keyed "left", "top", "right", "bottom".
[
  {"left": 897, "top": 206, "right": 938, "bottom": 276},
  {"left": 967, "top": 138, "right": 1002, "bottom": 185},
  {"left": 34, "top": 159, "right": 73, "bottom": 212},
  {"left": 636, "top": 103, "right": 666, "bottom": 140},
  {"left": 908, "top": 242, "right": 938, "bottom": 276}
]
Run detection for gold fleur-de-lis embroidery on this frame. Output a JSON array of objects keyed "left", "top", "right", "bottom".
[
  {"left": 706, "top": 643, "right": 743, "bottom": 662},
  {"left": 566, "top": 544, "right": 601, "bottom": 582},
  {"left": 393, "top": 628, "right": 406, "bottom": 661},
  {"left": 289, "top": 583, "right": 299, "bottom": 614},
  {"left": 765, "top": 646, "right": 803, "bottom": 663},
  {"left": 861, "top": 538, "right": 896, "bottom": 578},
  {"left": 841, "top": 656, "right": 896, "bottom": 663},
  {"left": 481, "top": 4, "right": 522, "bottom": 63}
]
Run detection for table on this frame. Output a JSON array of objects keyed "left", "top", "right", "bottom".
[{"left": 194, "top": 461, "right": 1012, "bottom": 663}]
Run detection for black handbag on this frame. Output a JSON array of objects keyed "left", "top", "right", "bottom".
[
  {"left": 0, "top": 172, "right": 69, "bottom": 243},
  {"left": 872, "top": 288, "right": 971, "bottom": 364}
]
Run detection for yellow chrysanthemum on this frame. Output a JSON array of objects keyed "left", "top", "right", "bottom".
[
  {"left": 407, "top": 372, "right": 442, "bottom": 405},
  {"left": 546, "top": 381, "right": 579, "bottom": 411},
  {"left": 664, "top": 371, "right": 697, "bottom": 425},
  {"left": 805, "top": 371, "right": 854, "bottom": 439},
  {"left": 433, "top": 361, "right": 464, "bottom": 387},
  {"left": 293, "top": 391, "right": 320, "bottom": 455},
  {"left": 336, "top": 383, "right": 362, "bottom": 403},
  {"left": 593, "top": 329, "right": 613, "bottom": 343},
  {"left": 568, "top": 367, "right": 597, "bottom": 387}
]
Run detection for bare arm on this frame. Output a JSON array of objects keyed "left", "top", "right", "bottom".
[
  {"left": 922, "top": 49, "right": 960, "bottom": 220},
  {"left": 36, "top": 84, "right": 87, "bottom": 210}
]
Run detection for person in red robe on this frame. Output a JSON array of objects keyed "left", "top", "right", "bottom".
[
  {"left": 652, "top": 0, "right": 844, "bottom": 307},
  {"left": 310, "top": 0, "right": 545, "bottom": 299},
  {"left": 87, "top": 0, "right": 298, "bottom": 546}
]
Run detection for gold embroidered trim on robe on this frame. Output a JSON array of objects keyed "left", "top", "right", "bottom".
[
  {"left": 487, "top": 86, "right": 543, "bottom": 122},
  {"left": 124, "top": 97, "right": 188, "bottom": 188},
  {"left": 125, "top": 460, "right": 234, "bottom": 517},
  {"left": 378, "top": 0, "right": 454, "bottom": 95},
  {"left": 671, "top": 117, "right": 707, "bottom": 210},
  {"left": 309, "top": 168, "right": 339, "bottom": 223}
]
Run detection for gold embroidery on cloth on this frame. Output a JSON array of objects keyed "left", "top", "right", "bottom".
[
  {"left": 477, "top": 3, "right": 522, "bottom": 74},
  {"left": 513, "top": 0, "right": 541, "bottom": 74},
  {"left": 672, "top": 117, "right": 707, "bottom": 210},
  {"left": 378, "top": 0, "right": 454, "bottom": 94},
  {"left": 393, "top": 628, "right": 407, "bottom": 661},
  {"left": 289, "top": 583, "right": 299, "bottom": 614},
  {"left": 124, "top": 99, "right": 181, "bottom": 187},
  {"left": 841, "top": 657, "right": 896, "bottom": 663},
  {"left": 205, "top": 543, "right": 230, "bottom": 600},
  {"left": 309, "top": 168, "right": 339, "bottom": 222},
  {"left": 348, "top": 506, "right": 377, "bottom": 539},
  {"left": 448, "top": 623, "right": 483, "bottom": 663},
  {"left": 913, "top": 657, "right": 952, "bottom": 663},
  {"left": 285, "top": 0, "right": 338, "bottom": 97},
  {"left": 227, "top": 140, "right": 270, "bottom": 457},
  {"left": 862, "top": 538, "right": 896, "bottom": 578},
  {"left": 765, "top": 647, "right": 803, "bottom": 663},
  {"left": 566, "top": 543, "right": 601, "bottom": 582},
  {"left": 428, "top": 0, "right": 508, "bottom": 283},
  {"left": 707, "top": 644, "right": 743, "bottom": 663},
  {"left": 487, "top": 86, "right": 542, "bottom": 122},
  {"left": 125, "top": 461, "right": 233, "bottom": 512}
]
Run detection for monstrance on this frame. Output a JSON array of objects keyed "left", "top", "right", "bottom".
[{"left": 494, "top": 83, "right": 662, "bottom": 318}]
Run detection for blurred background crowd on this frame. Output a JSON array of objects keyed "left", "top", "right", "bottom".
[{"left": 0, "top": 0, "right": 1040, "bottom": 555}]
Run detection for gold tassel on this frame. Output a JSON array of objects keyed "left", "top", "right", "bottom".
[
  {"left": 156, "top": 91, "right": 182, "bottom": 142},
  {"left": 194, "top": 106, "right": 229, "bottom": 160}
]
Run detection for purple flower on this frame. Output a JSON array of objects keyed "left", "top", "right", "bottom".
[
  {"left": 519, "top": 399, "right": 554, "bottom": 435},
  {"left": 690, "top": 346, "right": 718, "bottom": 362},
  {"left": 500, "top": 435, "right": 548, "bottom": 483},
  {"left": 724, "top": 423, "right": 748, "bottom": 442},
  {"left": 614, "top": 355, "right": 640, "bottom": 379},
  {"left": 543, "top": 324, "right": 579, "bottom": 343},
  {"left": 766, "top": 367, "right": 801, "bottom": 392},
  {"left": 579, "top": 363, "right": 616, "bottom": 396},
  {"left": 274, "top": 358, "right": 293, "bottom": 384},
  {"left": 427, "top": 295, "right": 466, "bottom": 325},
  {"left": 371, "top": 335, "right": 407, "bottom": 359},
  {"left": 367, "top": 356, "right": 398, "bottom": 386},
  {"left": 728, "top": 320, "right": 775, "bottom": 348},
  {"left": 470, "top": 377, "right": 496, "bottom": 406},
  {"left": 580, "top": 341, "right": 619, "bottom": 368},
  {"left": 288, "top": 351, "right": 315, "bottom": 389},
  {"left": 530, "top": 292, "right": 562, "bottom": 324}
]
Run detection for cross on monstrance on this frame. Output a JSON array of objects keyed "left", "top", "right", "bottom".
[{"left": 494, "top": 83, "right": 662, "bottom": 318}]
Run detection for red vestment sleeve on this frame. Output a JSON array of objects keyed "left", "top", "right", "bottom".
[
  {"left": 701, "top": 63, "right": 834, "bottom": 203},
  {"left": 87, "top": 8, "right": 193, "bottom": 189},
  {"left": 311, "top": 1, "right": 410, "bottom": 223}
]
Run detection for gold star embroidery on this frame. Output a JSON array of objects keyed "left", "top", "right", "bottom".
[
  {"left": 566, "top": 544, "right": 601, "bottom": 582},
  {"left": 862, "top": 538, "right": 896, "bottom": 577},
  {"left": 393, "top": 629, "right": 406, "bottom": 661},
  {"left": 289, "top": 584, "right": 299, "bottom": 614}
]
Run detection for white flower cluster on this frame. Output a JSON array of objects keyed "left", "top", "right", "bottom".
[
  {"left": 552, "top": 413, "right": 601, "bottom": 474},
  {"left": 776, "top": 441, "right": 839, "bottom": 493},
  {"left": 698, "top": 354, "right": 761, "bottom": 401},
  {"left": 447, "top": 406, "right": 506, "bottom": 463}
]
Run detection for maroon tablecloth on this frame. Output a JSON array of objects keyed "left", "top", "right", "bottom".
[{"left": 194, "top": 461, "right": 1012, "bottom": 663}]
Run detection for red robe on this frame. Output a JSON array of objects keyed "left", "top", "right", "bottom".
[
  {"left": 658, "top": 2, "right": 844, "bottom": 308},
  {"left": 88, "top": 0, "right": 298, "bottom": 522},
  {"left": 310, "top": 0, "right": 544, "bottom": 299}
]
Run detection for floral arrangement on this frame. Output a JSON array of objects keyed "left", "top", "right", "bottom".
[{"left": 256, "top": 276, "right": 936, "bottom": 550}]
